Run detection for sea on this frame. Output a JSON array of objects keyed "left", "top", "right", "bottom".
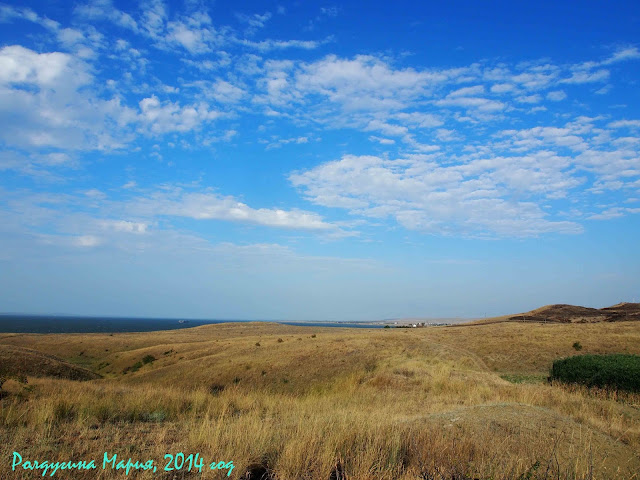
[{"left": 0, "top": 314, "right": 384, "bottom": 333}]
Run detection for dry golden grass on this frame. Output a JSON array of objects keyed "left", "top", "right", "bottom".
[{"left": 1, "top": 321, "right": 639, "bottom": 479}]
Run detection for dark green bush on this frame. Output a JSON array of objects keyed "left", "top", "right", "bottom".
[
  {"left": 122, "top": 361, "right": 143, "bottom": 374},
  {"left": 550, "top": 354, "right": 640, "bottom": 393},
  {"left": 142, "top": 354, "right": 156, "bottom": 364}
]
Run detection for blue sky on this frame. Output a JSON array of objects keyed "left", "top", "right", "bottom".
[{"left": 0, "top": 1, "right": 639, "bottom": 320}]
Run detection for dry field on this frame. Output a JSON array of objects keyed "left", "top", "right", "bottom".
[{"left": 1, "top": 321, "right": 639, "bottom": 479}]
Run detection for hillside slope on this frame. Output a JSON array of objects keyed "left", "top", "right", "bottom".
[
  {"left": 0, "top": 344, "right": 100, "bottom": 381},
  {"left": 467, "top": 302, "right": 640, "bottom": 325}
]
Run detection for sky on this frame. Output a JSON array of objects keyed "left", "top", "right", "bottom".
[{"left": 0, "top": 0, "right": 639, "bottom": 321}]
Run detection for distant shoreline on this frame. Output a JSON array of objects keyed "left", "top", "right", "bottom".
[{"left": 0, "top": 314, "right": 396, "bottom": 334}]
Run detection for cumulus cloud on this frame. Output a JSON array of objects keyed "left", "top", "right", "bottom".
[
  {"left": 294, "top": 54, "right": 444, "bottom": 109},
  {"left": 0, "top": 45, "right": 90, "bottom": 88},
  {"left": 209, "top": 80, "right": 245, "bottom": 103},
  {"left": 137, "top": 96, "right": 221, "bottom": 134},
  {"left": 290, "top": 154, "right": 583, "bottom": 237},
  {"left": 0, "top": 45, "right": 131, "bottom": 150},
  {"left": 288, "top": 112, "right": 640, "bottom": 236}
]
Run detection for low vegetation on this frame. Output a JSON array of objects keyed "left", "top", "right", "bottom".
[
  {"left": 1, "top": 321, "right": 639, "bottom": 479},
  {"left": 550, "top": 353, "right": 640, "bottom": 393}
]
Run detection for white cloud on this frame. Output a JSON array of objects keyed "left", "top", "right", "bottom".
[
  {"left": 84, "top": 188, "right": 106, "bottom": 199},
  {"left": 132, "top": 190, "right": 338, "bottom": 231},
  {"left": 238, "top": 38, "right": 322, "bottom": 51},
  {"left": 588, "top": 206, "right": 640, "bottom": 220},
  {"left": 547, "top": 90, "right": 567, "bottom": 101},
  {"left": 75, "top": 0, "right": 138, "bottom": 31},
  {"left": 447, "top": 85, "right": 485, "bottom": 97},
  {"left": 561, "top": 69, "right": 609, "bottom": 84},
  {"left": 166, "top": 20, "right": 211, "bottom": 53},
  {"left": 137, "top": 96, "right": 221, "bottom": 134},
  {"left": 0, "top": 45, "right": 90, "bottom": 88},
  {"left": 320, "top": 7, "right": 339, "bottom": 17},
  {"left": 392, "top": 112, "right": 443, "bottom": 128},
  {"left": 100, "top": 220, "right": 149, "bottom": 233},
  {"left": 436, "top": 96, "right": 506, "bottom": 112},
  {"left": 601, "top": 47, "right": 640, "bottom": 65},
  {"left": 490, "top": 83, "right": 515, "bottom": 94},
  {"left": 366, "top": 120, "right": 409, "bottom": 137},
  {"left": 0, "top": 45, "right": 132, "bottom": 150},
  {"left": 289, "top": 153, "right": 583, "bottom": 237},
  {"left": 435, "top": 129, "right": 461, "bottom": 142},
  {"left": 263, "top": 136, "right": 310, "bottom": 149},
  {"left": 74, "top": 235, "right": 102, "bottom": 247},
  {"left": 293, "top": 55, "right": 448, "bottom": 112},
  {"left": 236, "top": 12, "right": 272, "bottom": 35},
  {"left": 255, "top": 54, "right": 455, "bottom": 143},
  {"left": 369, "top": 136, "right": 396, "bottom": 145},
  {"left": 511, "top": 70, "right": 557, "bottom": 89},
  {"left": 595, "top": 84, "right": 612, "bottom": 95},
  {"left": 516, "top": 94, "right": 542, "bottom": 104},
  {"left": 496, "top": 126, "right": 588, "bottom": 152},
  {"left": 140, "top": 0, "right": 166, "bottom": 36},
  {"left": 608, "top": 119, "right": 640, "bottom": 129},
  {"left": 210, "top": 80, "right": 245, "bottom": 103},
  {"left": 285, "top": 112, "right": 640, "bottom": 237},
  {"left": 0, "top": 4, "right": 60, "bottom": 31}
]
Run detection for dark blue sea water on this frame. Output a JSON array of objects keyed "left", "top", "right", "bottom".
[{"left": 0, "top": 315, "right": 383, "bottom": 333}]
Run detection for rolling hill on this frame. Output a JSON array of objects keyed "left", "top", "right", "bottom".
[
  {"left": 467, "top": 302, "right": 640, "bottom": 325},
  {"left": 1, "top": 313, "right": 639, "bottom": 479}
]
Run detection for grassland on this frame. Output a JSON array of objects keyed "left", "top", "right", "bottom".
[{"left": 1, "top": 321, "right": 639, "bottom": 479}]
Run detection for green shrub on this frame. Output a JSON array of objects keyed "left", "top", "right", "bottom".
[
  {"left": 550, "top": 354, "right": 640, "bottom": 393},
  {"left": 142, "top": 355, "right": 156, "bottom": 364},
  {"left": 572, "top": 341, "right": 582, "bottom": 351},
  {"left": 122, "top": 361, "right": 143, "bottom": 374},
  {"left": 209, "top": 384, "right": 225, "bottom": 395}
]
